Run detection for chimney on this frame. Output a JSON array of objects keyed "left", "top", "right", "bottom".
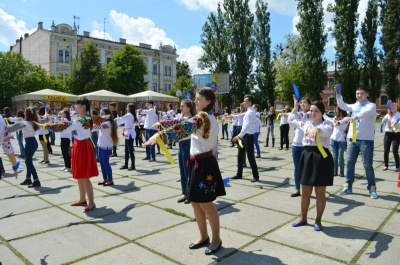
[
  {"left": 51, "top": 20, "right": 56, "bottom": 32},
  {"left": 24, "top": 33, "right": 29, "bottom": 39},
  {"left": 38, "top": 22, "right": 43, "bottom": 29},
  {"left": 83, "top": 31, "right": 90, "bottom": 37},
  {"left": 119, "top": 38, "right": 126, "bottom": 44}
]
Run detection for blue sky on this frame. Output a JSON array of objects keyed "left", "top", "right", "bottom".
[{"left": 0, "top": 0, "right": 369, "bottom": 74}]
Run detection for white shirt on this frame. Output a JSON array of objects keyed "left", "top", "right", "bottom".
[
  {"left": 254, "top": 112, "right": 262, "bottom": 133},
  {"left": 96, "top": 120, "right": 113, "bottom": 149},
  {"left": 288, "top": 112, "right": 310, "bottom": 146},
  {"left": 238, "top": 107, "right": 257, "bottom": 138},
  {"left": 336, "top": 94, "right": 376, "bottom": 140},
  {"left": 292, "top": 120, "right": 334, "bottom": 148},
  {"left": 141, "top": 108, "right": 158, "bottom": 130},
  {"left": 37, "top": 115, "right": 49, "bottom": 135},
  {"left": 190, "top": 114, "right": 219, "bottom": 158},
  {"left": 328, "top": 118, "right": 348, "bottom": 142},
  {"left": 280, "top": 113, "right": 289, "bottom": 125},
  {"left": 115, "top": 113, "right": 136, "bottom": 139},
  {"left": 59, "top": 116, "right": 92, "bottom": 140},
  {"left": 167, "top": 109, "right": 175, "bottom": 119},
  {"left": 9, "top": 117, "right": 37, "bottom": 138},
  {"left": 383, "top": 112, "right": 400, "bottom": 132},
  {"left": 232, "top": 113, "right": 245, "bottom": 126}
]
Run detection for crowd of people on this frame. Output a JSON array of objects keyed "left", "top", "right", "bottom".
[{"left": 0, "top": 86, "right": 399, "bottom": 255}]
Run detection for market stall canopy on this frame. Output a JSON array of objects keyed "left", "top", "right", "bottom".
[
  {"left": 128, "top": 90, "right": 179, "bottom": 103},
  {"left": 12, "top": 89, "right": 78, "bottom": 102},
  {"left": 78, "top": 90, "right": 133, "bottom": 103}
]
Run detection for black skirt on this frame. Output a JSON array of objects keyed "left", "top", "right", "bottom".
[
  {"left": 187, "top": 154, "right": 226, "bottom": 203},
  {"left": 298, "top": 146, "right": 334, "bottom": 187}
]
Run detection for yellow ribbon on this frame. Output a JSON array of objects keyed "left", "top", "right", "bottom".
[
  {"left": 315, "top": 130, "right": 328, "bottom": 158},
  {"left": 276, "top": 113, "right": 281, "bottom": 120},
  {"left": 155, "top": 134, "right": 175, "bottom": 164},
  {"left": 89, "top": 137, "right": 96, "bottom": 148},
  {"left": 43, "top": 124, "right": 49, "bottom": 143},
  {"left": 237, "top": 137, "right": 244, "bottom": 148},
  {"left": 352, "top": 120, "right": 356, "bottom": 142}
]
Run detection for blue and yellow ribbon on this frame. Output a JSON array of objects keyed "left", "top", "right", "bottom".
[
  {"left": 276, "top": 113, "right": 281, "bottom": 121},
  {"left": 155, "top": 134, "right": 175, "bottom": 164},
  {"left": 352, "top": 120, "right": 356, "bottom": 142},
  {"left": 315, "top": 130, "right": 328, "bottom": 158}
]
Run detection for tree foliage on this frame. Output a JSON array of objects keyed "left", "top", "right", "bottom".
[
  {"left": 68, "top": 41, "right": 104, "bottom": 95},
  {"left": 360, "top": 0, "right": 381, "bottom": 103},
  {"left": 296, "top": 0, "right": 328, "bottom": 100},
  {"left": 379, "top": 0, "right": 400, "bottom": 101},
  {"left": 328, "top": 0, "right": 360, "bottom": 102},
  {"left": 176, "top": 61, "right": 192, "bottom": 79},
  {"left": 105, "top": 44, "right": 148, "bottom": 95},
  {"left": 167, "top": 76, "right": 193, "bottom": 101},
  {"left": 254, "top": 0, "right": 276, "bottom": 106}
]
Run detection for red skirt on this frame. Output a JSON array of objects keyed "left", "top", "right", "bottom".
[
  {"left": 398, "top": 171, "right": 400, "bottom": 188},
  {"left": 72, "top": 138, "right": 98, "bottom": 179}
]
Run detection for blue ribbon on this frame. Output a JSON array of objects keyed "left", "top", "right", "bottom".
[
  {"left": 292, "top": 84, "right": 300, "bottom": 101},
  {"left": 380, "top": 121, "right": 385, "bottom": 133},
  {"left": 336, "top": 83, "right": 342, "bottom": 94}
]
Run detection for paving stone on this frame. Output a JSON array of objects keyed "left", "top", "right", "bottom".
[
  {"left": 357, "top": 232, "right": 400, "bottom": 264},
  {"left": 10, "top": 223, "right": 125, "bottom": 264},
  {"left": 120, "top": 184, "right": 180, "bottom": 203},
  {"left": 0, "top": 196, "right": 51, "bottom": 217},
  {"left": 77, "top": 243, "right": 177, "bottom": 265},
  {"left": 380, "top": 208, "right": 400, "bottom": 237},
  {"left": 137, "top": 222, "right": 254, "bottom": 265},
  {"left": 0, "top": 207, "right": 82, "bottom": 240},
  {"left": 222, "top": 182, "right": 265, "bottom": 202},
  {"left": 0, "top": 185, "right": 28, "bottom": 200},
  {"left": 218, "top": 239, "right": 343, "bottom": 265},
  {"left": 265, "top": 224, "right": 374, "bottom": 263},
  {"left": 0, "top": 244, "right": 25, "bottom": 265}
]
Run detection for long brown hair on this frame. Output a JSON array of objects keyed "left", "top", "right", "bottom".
[
  {"left": 25, "top": 107, "right": 39, "bottom": 131},
  {"left": 181, "top": 99, "right": 196, "bottom": 117},
  {"left": 101, "top": 108, "right": 118, "bottom": 145}
]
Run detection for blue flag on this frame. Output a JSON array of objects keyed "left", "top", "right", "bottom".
[{"left": 242, "top": 91, "right": 246, "bottom": 95}]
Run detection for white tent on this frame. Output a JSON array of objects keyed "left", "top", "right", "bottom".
[
  {"left": 12, "top": 88, "right": 78, "bottom": 102},
  {"left": 128, "top": 90, "right": 179, "bottom": 103},
  {"left": 78, "top": 90, "right": 133, "bottom": 103}
]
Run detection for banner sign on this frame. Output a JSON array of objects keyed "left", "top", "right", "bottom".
[
  {"left": 44, "top": 95, "right": 70, "bottom": 102},
  {"left": 193, "top": 73, "right": 230, "bottom": 94}
]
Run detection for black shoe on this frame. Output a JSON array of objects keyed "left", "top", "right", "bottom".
[
  {"left": 39, "top": 160, "right": 45, "bottom": 164},
  {"left": 20, "top": 179, "right": 32, "bottom": 185},
  {"left": 120, "top": 165, "right": 128, "bottom": 170},
  {"left": 251, "top": 178, "right": 259, "bottom": 183},
  {"left": 205, "top": 241, "right": 222, "bottom": 255},
  {"left": 243, "top": 163, "right": 247, "bottom": 168},
  {"left": 177, "top": 196, "right": 187, "bottom": 203},
  {"left": 231, "top": 175, "right": 242, "bottom": 180},
  {"left": 184, "top": 199, "right": 190, "bottom": 204},
  {"left": 189, "top": 237, "right": 210, "bottom": 249},
  {"left": 28, "top": 180, "right": 41, "bottom": 188},
  {"left": 43, "top": 161, "right": 50, "bottom": 164},
  {"left": 142, "top": 157, "right": 150, "bottom": 160},
  {"left": 110, "top": 154, "right": 117, "bottom": 157},
  {"left": 290, "top": 192, "right": 301, "bottom": 197},
  {"left": 128, "top": 166, "right": 135, "bottom": 171}
]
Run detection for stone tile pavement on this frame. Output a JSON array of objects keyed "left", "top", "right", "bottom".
[{"left": 0, "top": 124, "right": 399, "bottom": 264}]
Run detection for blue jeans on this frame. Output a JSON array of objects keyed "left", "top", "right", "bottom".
[
  {"left": 50, "top": 130, "right": 56, "bottom": 145},
  {"left": 222, "top": 123, "right": 228, "bottom": 138},
  {"left": 346, "top": 140, "right": 376, "bottom": 190},
  {"left": 98, "top": 148, "right": 113, "bottom": 181},
  {"left": 331, "top": 140, "right": 346, "bottom": 175},
  {"left": 25, "top": 137, "right": 39, "bottom": 180},
  {"left": 178, "top": 140, "right": 190, "bottom": 194},
  {"left": 292, "top": 146, "right": 305, "bottom": 190},
  {"left": 254, "top": 132, "right": 260, "bottom": 156},
  {"left": 145, "top": 129, "right": 157, "bottom": 160},
  {"left": 16, "top": 131, "right": 25, "bottom": 157},
  {"left": 91, "top": 131, "right": 99, "bottom": 159}
]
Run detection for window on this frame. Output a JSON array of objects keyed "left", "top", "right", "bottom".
[
  {"left": 328, "top": 97, "right": 336, "bottom": 107},
  {"left": 328, "top": 78, "right": 335, "bottom": 89},
  {"left": 65, "top": 50, "right": 70, "bottom": 63},
  {"left": 58, "top": 50, "right": 64, "bottom": 63},
  {"left": 106, "top": 57, "right": 111, "bottom": 64},
  {"left": 153, "top": 82, "right": 158, "bottom": 91},
  {"left": 164, "top": 65, "right": 167, "bottom": 76},
  {"left": 168, "top": 66, "right": 171, "bottom": 76},
  {"left": 164, "top": 84, "right": 168, "bottom": 91},
  {"left": 153, "top": 64, "right": 158, "bottom": 74},
  {"left": 381, "top": 75, "right": 389, "bottom": 85},
  {"left": 168, "top": 84, "right": 171, "bottom": 90},
  {"left": 380, "top": 95, "right": 388, "bottom": 106}
]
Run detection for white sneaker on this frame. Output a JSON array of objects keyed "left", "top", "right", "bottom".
[
  {"left": 369, "top": 186, "right": 378, "bottom": 199},
  {"left": 60, "top": 167, "right": 66, "bottom": 171},
  {"left": 64, "top": 168, "right": 72, "bottom": 172}
]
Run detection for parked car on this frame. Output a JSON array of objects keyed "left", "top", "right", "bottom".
[{"left": 326, "top": 110, "right": 335, "bottom": 118}]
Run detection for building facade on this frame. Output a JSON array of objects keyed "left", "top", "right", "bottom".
[{"left": 10, "top": 21, "right": 178, "bottom": 93}]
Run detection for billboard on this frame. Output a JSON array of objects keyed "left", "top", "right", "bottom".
[{"left": 193, "top": 73, "right": 230, "bottom": 94}]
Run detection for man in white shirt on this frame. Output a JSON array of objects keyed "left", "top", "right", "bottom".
[
  {"left": 137, "top": 100, "right": 158, "bottom": 162},
  {"left": 336, "top": 86, "right": 378, "bottom": 199},
  {"left": 232, "top": 95, "right": 260, "bottom": 182}
]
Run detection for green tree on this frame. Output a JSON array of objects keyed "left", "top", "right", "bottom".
[
  {"left": 69, "top": 41, "right": 104, "bottom": 94},
  {"left": 224, "top": 0, "right": 255, "bottom": 103},
  {"left": 328, "top": 0, "right": 360, "bottom": 102},
  {"left": 254, "top": 0, "right": 276, "bottom": 106},
  {"left": 198, "top": 2, "right": 230, "bottom": 74},
  {"left": 296, "top": 0, "right": 328, "bottom": 100},
  {"left": 360, "top": 0, "right": 381, "bottom": 103},
  {"left": 167, "top": 76, "right": 193, "bottom": 100},
  {"left": 379, "top": 0, "right": 400, "bottom": 101},
  {"left": 105, "top": 44, "right": 147, "bottom": 95},
  {"left": 176, "top": 61, "right": 192, "bottom": 79}
]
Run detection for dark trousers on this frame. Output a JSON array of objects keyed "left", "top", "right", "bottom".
[
  {"left": 145, "top": 129, "right": 157, "bottom": 159},
  {"left": 112, "top": 145, "right": 117, "bottom": 155},
  {"left": 280, "top": 124, "right": 290, "bottom": 149},
  {"left": 222, "top": 123, "right": 228, "bottom": 138},
  {"left": 60, "top": 138, "right": 71, "bottom": 168},
  {"left": 135, "top": 126, "right": 143, "bottom": 146},
  {"left": 16, "top": 131, "right": 25, "bottom": 157},
  {"left": 91, "top": 131, "right": 99, "bottom": 159},
  {"left": 383, "top": 132, "right": 400, "bottom": 168},
  {"left": 178, "top": 140, "right": 191, "bottom": 194},
  {"left": 46, "top": 133, "right": 52, "bottom": 153},
  {"left": 237, "top": 134, "right": 259, "bottom": 179},
  {"left": 124, "top": 135, "right": 135, "bottom": 167},
  {"left": 25, "top": 137, "right": 39, "bottom": 180},
  {"left": 50, "top": 130, "right": 56, "bottom": 145}
]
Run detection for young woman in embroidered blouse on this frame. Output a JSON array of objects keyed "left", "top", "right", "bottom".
[
  {"left": 0, "top": 115, "right": 21, "bottom": 180},
  {"left": 96, "top": 108, "right": 118, "bottom": 186},
  {"left": 291, "top": 101, "right": 334, "bottom": 231},
  {"left": 382, "top": 104, "right": 400, "bottom": 172},
  {"left": 44, "top": 98, "right": 99, "bottom": 212},
  {"left": 115, "top": 103, "right": 137, "bottom": 171},
  {"left": 327, "top": 108, "right": 348, "bottom": 177},
  {"left": 144, "top": 88, "right": 226, "bottom": 255}
]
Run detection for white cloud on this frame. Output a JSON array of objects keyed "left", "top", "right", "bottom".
[
  {"left": 0, "top": 8, "right": 31, "bottom": 48},
  {"left": 91, "top": 29, "right": 114, "bottom": 41},
  {"left": 176, "top": 0, "right": 219, "bottom": 11},
  {"left": 109, "top": 10, "right": 175, "bottom": 49},
  {"left": 177, "top": 45, "right": 205, "bottom": 74}
]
